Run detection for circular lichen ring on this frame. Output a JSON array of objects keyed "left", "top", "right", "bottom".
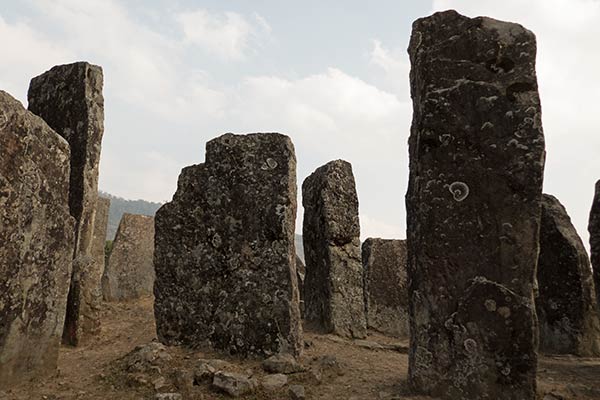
[{"left": 449, "top": 181, "right": 469, "bottom": 202}]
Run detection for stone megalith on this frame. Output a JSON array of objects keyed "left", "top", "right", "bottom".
[
  {"left": 302, "top": 160, "right": 367, "bottom": 339},
  {"left": 537, "top": 194, "right": 600, "bottom": 356},
  {"left": 362, "top": 238, "right": 409, "bottom": 337},
  {"left": 406, "top": 10, "right": 545, "bottom": 399},
  {"left": 296, "top": 256, "right": 306, "bottom": 317},
  {"left": 0, "top": 91, "right": 75, "bottom": 387},
  {"left": 103, "top": 213, "right": 155, "bottom": 301},
  {"left": 589, "top": 180, "right": 600, "bottom": 307},
  {"left": 154, "top": 133, "right": 301, "bottom": 357},
  {"left": 28, "top": 62, "right": 105, "bottom": 346},
  {"left": 92, "top": 197, "right": 110, "bottom": 270}
]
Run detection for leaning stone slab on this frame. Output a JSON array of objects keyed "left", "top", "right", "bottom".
[
  {"left": 406, "top": 10, "right": 545, "bottom": 399},
  {"left": 362, "top": 238, "right": 409, "bottom": 337},
  {"left": 589, "top": 180, "right": 600, "bottom": 308},
  {"left": 537, "top": 194, "right": 600, "bottom": 356},
  {"left": 0, "top": 91, "right": 75, "bottom": 387},
  {"left": 28, "top": 62, "right": 104, "bottom": 346},
  {"left": 154, "top": 132, "right": 302, "bottom": 357},
  {"left": 302, "top": 160, "right": 366, "bottom": 339},
  {"left": 103, "top": 213, "right": 155, "bottom": 301}
]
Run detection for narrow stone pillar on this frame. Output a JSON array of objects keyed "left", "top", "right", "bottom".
[
  {"left": 154, "top": 133, "right": 301, "bottom": 357},
  {"left": 0, "top": 91, "right": 74, "bottom": 387},
  {"left": 406, "top": 10, "right": 545, "bottom": 399},
  {"left": 28, "top": 62, "right": 104, "bottom": 346},
  {"left": 537, "top": 194, "right": 600, "bottom": 356},
  {"left": 589, "top": 180, "right": 600, "bottom": 307},
  {"left": 362, "top": 238, "right": 409, "bottom": 337},
  {"left": 302, "top": 160, "right": 366, "bottom": 339}
]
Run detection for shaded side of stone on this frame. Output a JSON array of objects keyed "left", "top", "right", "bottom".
[
  {"left": 28, "top": 62, "right": 104, "bottom": 346},
  {"left": 406, "top": 10, "right": 545, "bottom": 400},
  {"left": 0, "top": 91, "right": 75, "bottom": 387},
  {"left": 296, "top": 256, "right": 306, "bottom": 318},
  {"left": 302, "top": 160, "right": 366, "bottom": 339},
  {"left": 154, "top": 132, "right": 301, "bottom": 357},
  {"left": 103, "top": 213, "right": 155, "bottom": 301},
  {"left": 362, "top": 238, "right": 409, "bottom": 337},
  {"left": 589, "top": 180, "right": 600, "bottom": 308},
  {"left": 537, "top": 194, "right": 600, "bottom": 356}
]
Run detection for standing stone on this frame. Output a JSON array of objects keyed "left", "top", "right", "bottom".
[
  {"left": 28, "top": 62, "right": 104, "bottom": 346},
  {"left": 362, "top": 239, "right": 409, "bottom": 337},
  {"left": 0, "top": 91, "right": 75, "bottom": 386},
  {"left": 302, "top": 160, "right": 366, "bottom": 339},
  {"left": 103, "top": 213, "right": 155, "bottom": 301},
  {"left": 537, "top": 194, "right": 600, "bottom": 356},
  {"left": 589, "top": 180, "right": 600, "bottom": 307},
  {"left": 92, "top": 197, "right": 110, "bottom": 269},
  {"left": 406, "top": 11, "right": 545, "bottom": 399},
  {"left": 154, "top": 133, "right": 301, "bottom": 357},
  {"left": 296, "top": 256, "right": 306, "bottom": 317}
]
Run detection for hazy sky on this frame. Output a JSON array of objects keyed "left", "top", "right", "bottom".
[{"left": 1, "top": 0, "right": 599, "bottom": 242}]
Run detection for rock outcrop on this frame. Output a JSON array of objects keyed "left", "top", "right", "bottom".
[
  {"left": 406, "top": 10, "right": 545, "bottom": 399},
  {"left": 28, "top": 62, "right": 104, "bottom": 346},
  {"left": 589, "top": 180, "right": 600, "bottom": 307},
  {"left": 362, "top": 239, "right": 409, "bottom": 337},
  {"left": 0, "top": 91, "right": 75, "bottom": 386},
  {"left": 537, "top": 194, "right": 600, "bottom": 356},
  {"left": 103, "top": 213, "right": 155, "bottom": 301},
  {"left": 154, "top": 133, "right": 301, "bottom": 357},
  {"left": 302, "top": 160, "right": 366, "bottom": 339}
]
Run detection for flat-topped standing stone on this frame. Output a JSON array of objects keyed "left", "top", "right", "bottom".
[
  {"left": 302, "top": 160, "right": 366, "bottom": 339},
  {"left": 537, "top": 194, "right": 600, "bottom": 356},
  {"left": 0, "top": 91, "right": 75, "bottom": 387},
  {"left": 103, "top": 213, "right": 155, "bottom": 301},
  {"left": 154, "top": 133, "right": 301, "bottom": 357},
  {"left": 589, "top": 180, "right": 600, "bottom": 307},
  {"left": 406, "top": 10, "right": 545, "bottom": 399},
  {"left": 28, "top": 62, "right": 104, "bottom": 346},
  {"left": 362, "top": 239, "right": 409, "bottom": 337}
]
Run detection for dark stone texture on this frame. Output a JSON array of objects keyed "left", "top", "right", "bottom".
[
  {"left": 154, "top": 132, "right": 301, "bottom": 357},
  {"left": 589, "top": 180, "right": 600, "bottom": 308},
  {"left": 362, "top": 238, "right": 409, "bottom": 337},
  {"left": 0, "top": 91, "right": 75, "bottom": 387},
  {"left": 92, "top": 197, "right": 110, "bottom": 269},
  {"left": 537, "top": 194, "right": 600, "bottom": 356},
  {"left": 28, "top": 62, "right": 104, "bottom": 346},
  {"left": 406, "top": 10, "right": 545, "bottom": 399},
  {"left": 296, "top": 256, "right": 306, "bottom": 317},
  {"left": 103, "top": 213, "right": 155, "bottom": 301},
  {"left": 302, "top": 160, "right": 366, "bottom": 339}
]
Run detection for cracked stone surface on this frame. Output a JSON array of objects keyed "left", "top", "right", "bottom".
[
  {"left": 406, "top": 10, "right": 545, "bottom": 400},
  {"left": 28, "top": 62, "right": 104, "bottom": 346},
  {"left": 302, "top": 160, "right": 366, "bottom": 339},
  {"left": 362, "top": 238, "right": 409, "bottom": 337},
  {"left": 537, "top": 194, "right": 600, "bottom": 356},
  {"left": 0, "top": 90, "right": 75, "bottom": 387},
  {"left": 154, "top": 132, "right": 301, "bottom": 357}
]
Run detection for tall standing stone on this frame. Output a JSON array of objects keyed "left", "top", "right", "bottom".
[
  {"left": 302, "top": 160, "right": 366, "bottom": 339},
  {"left": 537, "top": 194, "right": 600, "bottom": 356},
  {"left": 92, "top": 197, "right": 111, "bottom": 270},
  {"left": 154, "top": 133, "right": 301, "bottom": 357},
  {"left": 28, "top": 62, "right": 104, "bottom": 346},
  {"left": 362, "top": 239, "right": 409, "bottom": 337},
  {"left": 0, "top": 91, "right": 75, "bottom": 387},
  {"left": 406, "top": 11, "right": 545, "bottom": 399},
  {"left": 589, "top": 180, "right": 600, "bottom": 307},
  {"left": 103, "top": 213, "right": 155, "bottom": 301}
]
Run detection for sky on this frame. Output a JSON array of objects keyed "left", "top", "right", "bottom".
[{"left": 0, "top": 0, "right": 599, "bottom": 243}]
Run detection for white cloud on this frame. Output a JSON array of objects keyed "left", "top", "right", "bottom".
[
  {"left": 176, "top": 9, "right": 271, "bottom": 60},
  {"left": 360, "top": 214, "right": 405, "bottom": 241}
]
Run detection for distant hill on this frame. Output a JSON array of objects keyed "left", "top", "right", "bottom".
[{"left": 99, "top": 191, "right": 162, "bottom": 240}]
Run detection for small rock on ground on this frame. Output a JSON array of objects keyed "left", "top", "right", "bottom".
[
  {"left": 262, "top": 373, "right": 288, "bottom": 391},
  {"left": 212, "top": 371, "right": 256, "bottom": 397},
  {"left": 289, "top": 384, "right": 306, "bottom": 399}
]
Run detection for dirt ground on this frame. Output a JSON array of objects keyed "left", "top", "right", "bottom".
[{"left": 3, "top": 297, "right": 599, "bottom": 400}]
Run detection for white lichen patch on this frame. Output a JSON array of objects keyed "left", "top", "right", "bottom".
[{"left": 449, "top": 182, "right": 469, "bottom": 202}]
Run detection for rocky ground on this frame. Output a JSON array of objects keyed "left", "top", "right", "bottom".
[{"left": 2, "top": 297, "right": 599, "bottom": 400}]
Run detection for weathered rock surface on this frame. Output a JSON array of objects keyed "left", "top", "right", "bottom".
[
  {"left": 28, "top": 61, "right": 104, "bottom": 346},
  {"left": 261, "top": 373, "right": 288, "bottom": 391},
  {"left": 212, "top": 371, "right": 256, "bottom": 397},
  {"left": 92, "top": 197, "right": 110, "bottom": 269},
  {"left": 362, "top": 238, "right": 409, "bottom": 337},
  {"left": 589, "top": 180, "right": 600, "bottom": 307},
  {"left": 302, "top": 160, "right": 366, "bottom": 339},
  {"left": 406, "top": 10, "right": 545, "bottom": 399},
  {"left": 103, "top": 213, "right": 155, "bottom": 301},
  {"left": 154, "top": 132, "right": 301, "bottom": 357},
  {"left": 0, "top": 91, "right": 75, "bottom": 387},
  {"left": 296, "top": 256, "right": 306, "bottom": 317},
  {"left": 537, "top": 194, "right": 600, "bottom": 356},
  {"left": 262, "top": 353, "right": 304, "bottom": 374}
]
